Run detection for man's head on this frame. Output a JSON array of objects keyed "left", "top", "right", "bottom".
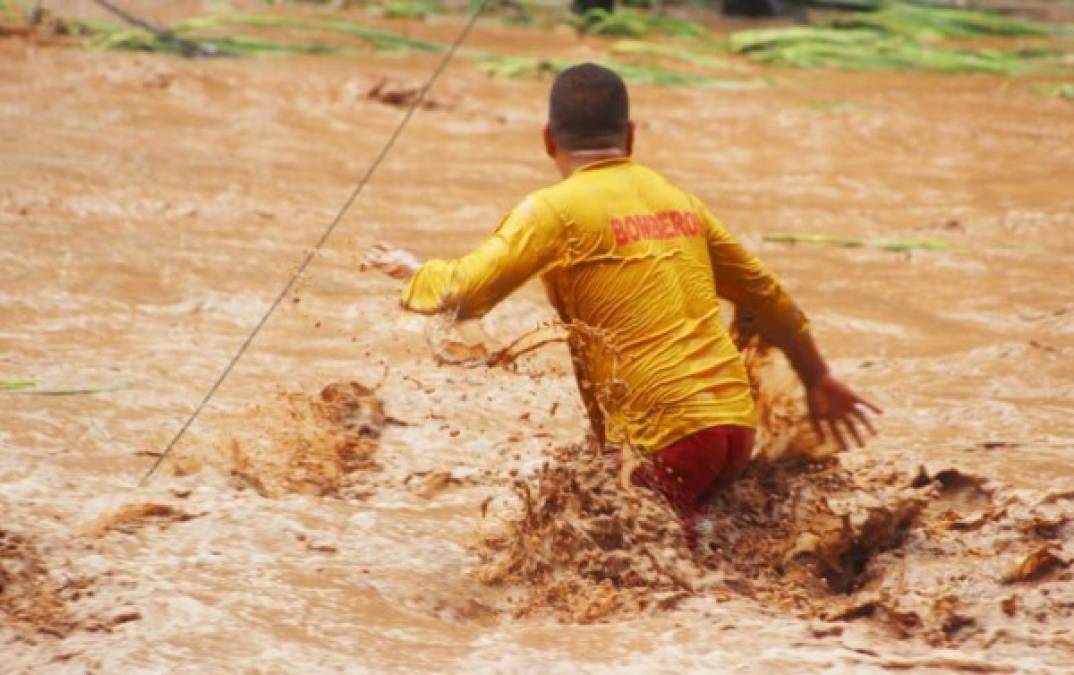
[{"left": 544, "top": 63, "right": 634, "bottom": 172}]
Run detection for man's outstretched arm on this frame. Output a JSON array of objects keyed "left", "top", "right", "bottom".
[
  {"left": 365, "top": 195, "right": 565, "bottom": 319},
  {"left": 698, "top": 201, "right": 881, "bottom": 449}
]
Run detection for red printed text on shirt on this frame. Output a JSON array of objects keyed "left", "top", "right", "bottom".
[{"left": 609, "top": 210, "right": 703, "bottom": 245}]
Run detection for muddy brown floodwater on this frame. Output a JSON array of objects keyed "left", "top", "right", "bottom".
[{"left": 2, "top": 2, "right": 1074, "bottom": 673}]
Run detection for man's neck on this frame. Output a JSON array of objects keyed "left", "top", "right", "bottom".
[{"left": 558, "top": 148, "right": 628, "bottom": 177}]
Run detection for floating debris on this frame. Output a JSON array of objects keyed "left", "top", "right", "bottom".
[
  {"left": 404, "top": 470, "right": 460, "bottom": 498},
  {"left": 764, "top": 232, "right": 952, "bottom": 252},
  {"left": 1003, "top": 546, "right": 1070, "bottom": 584},
  {"left": 85, "top": 503, "right": 200, "bottom": 537},
  {"left": 366, "top": 77, "right": 452, "bottom": 109}
]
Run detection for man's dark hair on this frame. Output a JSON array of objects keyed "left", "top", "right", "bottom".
[{"left": 549, "top": 63, "right": 629, "bottom": 151}]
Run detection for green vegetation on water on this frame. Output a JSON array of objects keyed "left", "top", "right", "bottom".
[
  {"left": 571, "top": 8, "right": 706, "bottom": 38},
  {"left": 71, "top": 6, "right": 753, "bottom": 89},
  {"left": 177, "top": 14, "right": 444, "bottom": 52},
  {"left": 0, "top": 379, "right": 126, "bottom": 395},
  {"left": 475, "top": 53, "right": 768, "bottom": 88},
  {"left": 0, "top": 0, "right": 19, "bottom": 24},
  {"left": 790, "top": 0, "right": 993, "bottom": 9},
  {"left": 732, "top": 28, "right": 1033, "bottom": 74},
  {"left": 475, "top": 54, "right": 562, "bottom": 79},
  {"left": 88, "top": 25, "right": 343, "bottom": 56},
  {"left": 1, "top": 379, "right": 35, "bottom": 391},
  {"left": 381, "top": 0, "right": 443, "bottom": 20},
  {"left": 1035, "top": 82, "right": 1074, "bottom": 100},
  {"left": 730, "top": 2, "right": 1063, "bottom": 74},
  {"left": 802, "top": 98, "right": 869, "bottom": 111},
  {"left": 56, "top": 1, "right": 1074, "bottom": 82},
  {"left": 610, "top": 40, "right": 737, "bottom": 70},
  {"left": 786, "top": 0, "right": 884, "bottom": 7},
  {"left": 611, "top": 61, "right": 761, "bottom": 86},
  {"left": 832, "top": 3, "right": 1050, "bottom": 39},
  {"left": 78, "top": 13, "right": 446, "bottom": 57}
]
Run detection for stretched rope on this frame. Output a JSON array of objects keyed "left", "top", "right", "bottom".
[{"left": 139, "top": 0, "right": 490, "bottom": 486}]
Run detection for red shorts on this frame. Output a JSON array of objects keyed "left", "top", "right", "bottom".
[{"left": 631, "top": 425, "right": 755, "bottom": 547}]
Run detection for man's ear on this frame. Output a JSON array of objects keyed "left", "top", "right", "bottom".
[
  {"left": 543, "top": 124, "right": 557, "bottom": 159},
  {"left": 624, "top": 120, "right": 635, "bottom": 156}
]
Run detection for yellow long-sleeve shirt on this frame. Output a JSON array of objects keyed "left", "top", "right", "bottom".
[{"left": 402, "top": 158, "right": 809, "bottom": 454}]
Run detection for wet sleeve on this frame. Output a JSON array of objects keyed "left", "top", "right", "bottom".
[
  {"left": 697, "top": 200, "right": 811, "bottom": 349},
  {"left": 401, "top": 194, "right": 565, "bottom": 320}
]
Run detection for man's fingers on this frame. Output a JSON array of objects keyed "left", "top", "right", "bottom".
[
  {"left": 809, "top": 408, "right": 825, "bottom": 443},
  {"left": 854, "top": 394, "right": 883, "bottom": 415},
  {"left": 843, "top": 416, "right": 866, "bottom": 449},
  {"left": 852, "top": 406, "right": 878, "bottom": 436},
  {"left": 366, "top": 247, "right": 402, "bottom": 270},
  {"left": 366, "top": 243, "right": 394, "bottom": 260},
  {"left": 828, "top": 419, "right": 848, "bottom": 452}
]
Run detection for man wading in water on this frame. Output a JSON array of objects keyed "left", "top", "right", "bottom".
[{"left": 366, "top": 63, "right": 880, "bottom": 547}]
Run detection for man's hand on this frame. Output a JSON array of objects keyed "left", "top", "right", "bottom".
[
  {"left": 363, "top": 242, "right": 421, "bottom": 280},
  {"left": 806, "top": 374, "right": 882, "bottom": 451}
]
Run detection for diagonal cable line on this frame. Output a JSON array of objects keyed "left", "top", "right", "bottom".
[{"left": 139, "top": 0, "right": 490, "bottom": 486}]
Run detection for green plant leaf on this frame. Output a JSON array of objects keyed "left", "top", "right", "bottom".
[{"left": 1, "top": 379, "right": 35, "bottom": 391}]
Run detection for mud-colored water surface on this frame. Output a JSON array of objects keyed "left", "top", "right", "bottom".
[{"left": 2, "top": 1, "right": 1074, "bottom": 672}]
